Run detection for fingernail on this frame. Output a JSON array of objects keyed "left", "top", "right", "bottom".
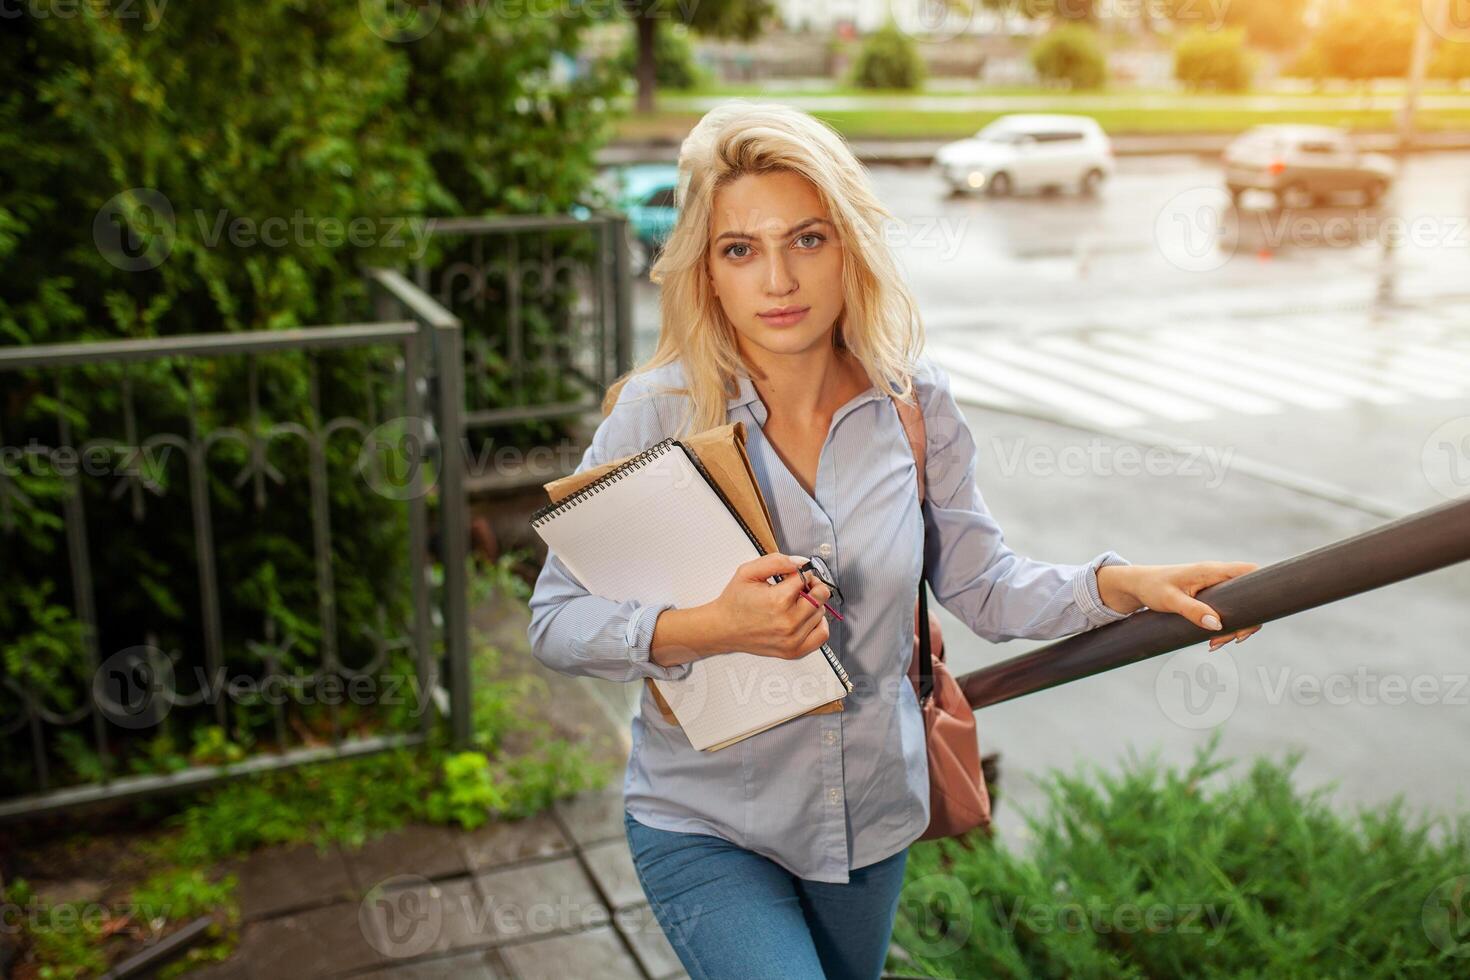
[
  {"left": 1235, "top": 634, "right": 1246, "bottom": 643},
  {"left": 1202, "top": 614, "right": 1222, "bottom": 630},
  {"left": 789, "top": 555, "right": 809, "bottom": 566}
]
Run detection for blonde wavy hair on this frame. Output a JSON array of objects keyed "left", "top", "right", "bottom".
[{"left": 600, "top": 100, "right": 926, "bottom": 437}]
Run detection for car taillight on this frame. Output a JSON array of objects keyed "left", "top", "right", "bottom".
[{"left": 1267, "top": 160, "right": 1286, "bottom": 175}]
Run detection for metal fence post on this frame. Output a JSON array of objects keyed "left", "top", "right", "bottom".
[
  {"left": 433, "top": 317, "right": 472, "bottom": 747},
  {"left": 610, "top": 213, "right": 634, "bottom": 377}
]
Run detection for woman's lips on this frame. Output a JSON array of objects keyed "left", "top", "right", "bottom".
[{"left": 758, "top": 306, "right": 810, "bottom": 327}]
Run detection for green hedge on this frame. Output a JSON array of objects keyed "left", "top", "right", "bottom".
[
  {"left": 893, "top": 735, "right": 1470, "bottom": 977},
  {"left": 0, "top": 4, "right": 621, "bottom": 792}
]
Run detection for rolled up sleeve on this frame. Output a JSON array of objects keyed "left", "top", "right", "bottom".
[
  {"left": 917, "top": 358, "right": 1136, "bottom": 642},
  {"left": 526, "top": 375, "right": 694, "bottom": 682}
]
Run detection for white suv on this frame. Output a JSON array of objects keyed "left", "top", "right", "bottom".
[{"left": 935, "top": 114, "right": 1114, "bottom": 197}]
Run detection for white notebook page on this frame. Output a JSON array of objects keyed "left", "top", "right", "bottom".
[{"left": 533, "top": 442, "right": 847, "bottom": 750}]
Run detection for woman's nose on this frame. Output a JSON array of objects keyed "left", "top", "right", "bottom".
[{"left": 764, "top": 252, "right": 796, "bottom": 294}]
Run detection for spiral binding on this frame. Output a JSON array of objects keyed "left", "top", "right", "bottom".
[{"left": 530, "top": 438, "right": 677, "bottom": 527}]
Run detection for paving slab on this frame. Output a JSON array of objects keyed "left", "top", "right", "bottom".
[
  {"left": 497, "top": 925, "right": 644, "bottom": 980},
  {"left": 360, "top": 876, "right": 498, "bottom": 960},
  {"left": 227, "top": 841, "right": 357, "bottom": 921},
  {"left": 356, "top": 948, "right": 510, "bottom": 979},
  {"left": 551, "top": 787, "right": 626, "bottom": 846},
  {"left": 460, "top": 812, "right": 572, "bottom": 871},
  {"left": 343, "top": 825, "right": 469, "bottom": 889},
  {"left": 473, "top": 856, "right": 608, "bottom": 943},
  {"left": 582, "top": 838, "right": 645, "bottom": 910},
  {"left": 222, "top": 900, "right": 382, "bottom": 978},
  {"left": 615, "top": 902, "right": 688, "bottom": 980}
]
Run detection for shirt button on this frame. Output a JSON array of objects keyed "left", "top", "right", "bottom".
[
  {"left": 823, "top": 730, "right": 837, "bottom": 746},
  {"left": 817, "top": 542, "right": 833, "bottom": 557},
  {"left": 827, "top": 787, "right": 841, "bottom": 804}
]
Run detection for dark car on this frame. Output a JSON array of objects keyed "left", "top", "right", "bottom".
[{"left": 1224, "top": 125, "right": 1395, "bottom": 209}]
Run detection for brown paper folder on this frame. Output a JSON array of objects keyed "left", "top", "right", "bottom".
[{"left": 542, "top": 421, "right": 844, "bottom": 725}]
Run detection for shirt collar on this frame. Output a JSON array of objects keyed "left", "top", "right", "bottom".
[{"left": 725, "top": 372, "right": 893, "bottom": 425}]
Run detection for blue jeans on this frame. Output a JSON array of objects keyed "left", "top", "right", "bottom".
[{"left": 623, "top": 810, "right": 909, "bottom": 980}]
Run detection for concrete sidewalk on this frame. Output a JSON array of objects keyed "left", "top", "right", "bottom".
[{"left": 194, "top": 787, "right": 684, "bottom": 980}]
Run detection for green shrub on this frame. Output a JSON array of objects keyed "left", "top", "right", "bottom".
[
  {"left": 614, "top": 23, "right": 705, "bottom": 90},
  {"left": 1174, "top": 28, "right": 1254, "bottom": 93},
  {"left": 1030, "top": 24, "right": 1108, "bottom": 91},
  {"left": 849, "top": 21, "right": 927, "bottom": 91},
  {"left": 892, "top": 735, "right": 1470, "bottom": 977},
  {"left": 0, "top": 3, "right": 620, "bottom": 794}
]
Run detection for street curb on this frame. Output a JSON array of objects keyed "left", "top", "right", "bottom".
[{"left": 600, "top": 131, "right": 1470, "bottom": 167}]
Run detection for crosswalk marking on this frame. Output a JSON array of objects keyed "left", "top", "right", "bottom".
[
  {"left": 984, "top": 340, "right": 1214, "bottom": 422},
  {"left": 1088, "top": 333, "right": 1346, "bottom": 410},
  {"left": 1159, "top": 332, "right": 1407, "bottom": 405},
  {"left": 1035, "top": 336, "right": 1282, "bottom": 416},
  {"left": 1245, "top": 324, "right": 1463, "bottom": 398},
  {"left": 927, "top": 317, "right": 1468, "bottom": 427},
  {"left": 927, "top": 341, "right": 1147, "bottom": 428}
]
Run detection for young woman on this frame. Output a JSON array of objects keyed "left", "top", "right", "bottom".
[{"left": 528, "top": 101, "right": 1262, "bottom": 980}]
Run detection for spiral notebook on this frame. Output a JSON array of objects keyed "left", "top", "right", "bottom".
[{"left": 530, "top": 438, "right": 852, "bottom": 751}]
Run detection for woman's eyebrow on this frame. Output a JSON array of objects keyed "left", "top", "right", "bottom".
[{"left": 714, "top": 217, "right": 833, "bottom": 243}]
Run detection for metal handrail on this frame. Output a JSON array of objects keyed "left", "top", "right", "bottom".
[{"left": 958, "top": 494, "right": 1470, "bottom": 710}]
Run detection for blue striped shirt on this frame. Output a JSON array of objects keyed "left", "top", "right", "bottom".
[{"left": 527, "top": 354, "right": 1134, "bottom": 882}]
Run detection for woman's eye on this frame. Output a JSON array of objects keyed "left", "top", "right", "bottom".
[
  {"left": 795, "top": 233, "right": 825, "bottom": 248},
  {"left": 724, "top": 243, "right": 751, "bottom": 259}
]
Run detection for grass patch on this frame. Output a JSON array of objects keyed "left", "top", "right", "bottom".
[
  {"left": 890, "top": 733, "right": 1470, "bottom": 977},
  {"left": 616, "top": 104, "right": 1470, "bottom": 141}
]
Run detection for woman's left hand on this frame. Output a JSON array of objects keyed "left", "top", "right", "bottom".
[{"left": 1098, "top": 562, "right": 1263, "bottom": 651}]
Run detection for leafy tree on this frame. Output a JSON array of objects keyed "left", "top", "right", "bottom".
[
  {"left": 1031, "top": 24, "right": 1108, "bottom": 90},
  {"left": 620, "top": 0, "right": 774, "bottom": 113},
  {"left": 1290, "top": 0, "right": 1418, "bottom": 82},
  {"left": 1174, "top": 28, "right": 1254, "bottom": 92},
  {"left": 850, "top": 21, "right": 928, "bottom": 91}
]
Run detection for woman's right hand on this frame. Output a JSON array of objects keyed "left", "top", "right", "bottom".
[{"left": 704, "top": 553, "right": 833, "bottom": 660}]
